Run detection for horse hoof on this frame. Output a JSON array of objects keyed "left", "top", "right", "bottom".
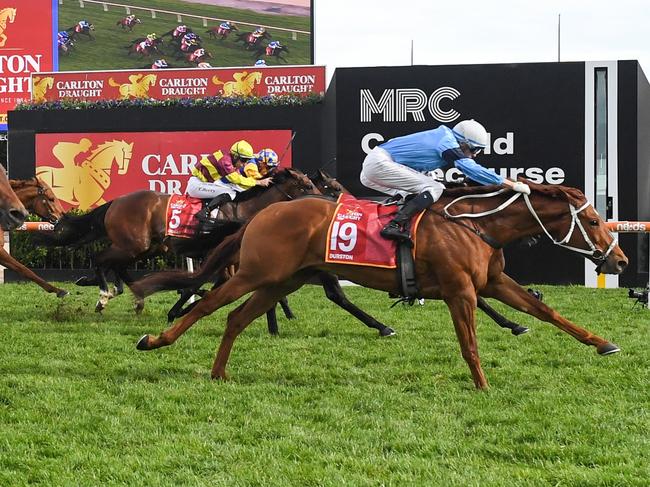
[
  {"left": 380, "top": 327, "right": 396, "bottom": 337},
  {"left": 511, "top": 325, "right": 530, "bottom": 336},
  {"left": 94, "top": 302, "right": 104, "bottom": 313},
  {"left": 136, "top": 335, "right": 151, "bottom": 350},
  {"left": 597, "top": 342, "right": 620, "bottom": 355},
  {"left": 56, "top": 289, "right": 69, "bottom": 298}
]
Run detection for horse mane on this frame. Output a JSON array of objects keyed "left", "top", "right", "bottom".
[
  {"left": 231, "top": 168, "right": 296, "bottom": 203},
  {"left": 9, "top": 178, "right": 35, "bottom": 190},
  {"left": 440, "top": 180, "right": 587, "bottom": 206}
]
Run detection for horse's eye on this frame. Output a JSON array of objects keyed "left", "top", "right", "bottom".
[{"left": 589, "top": 219, "right": 598, "bottom": 226}]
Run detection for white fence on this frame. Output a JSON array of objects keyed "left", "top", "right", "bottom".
[{"left": 60, "top": 0, "right": 311, "bottom": 40}]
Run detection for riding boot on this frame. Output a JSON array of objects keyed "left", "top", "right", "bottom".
[
  {"left": 380, "top": 191, "right": 434, "bottom": 242},
  {"left": 198, "top": 193, "right": 232, "bottom": 222}
]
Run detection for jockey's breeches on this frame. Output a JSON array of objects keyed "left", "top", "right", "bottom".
[
  {"left": 185, "top": 177, "right": 240, "bottom": 199},
  {"left": 360, "top": 147, "right": 444, "bottom": 200}
]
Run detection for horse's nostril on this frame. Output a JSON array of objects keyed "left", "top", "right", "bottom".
[{"left": 618, "top": 260, "right": 628, "bottom": 269}]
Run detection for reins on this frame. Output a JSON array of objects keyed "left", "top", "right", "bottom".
[{"left": 442, "top": 189, "right": 618, "bottom": 263}]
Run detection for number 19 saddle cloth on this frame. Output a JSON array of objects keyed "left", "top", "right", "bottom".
[{"left": 325, "top": 194, "right": 425, "bottom": 268}]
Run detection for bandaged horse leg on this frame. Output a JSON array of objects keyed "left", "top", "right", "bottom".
[{"left": 480, "top": 273, "right": 618, "bottom": 354}]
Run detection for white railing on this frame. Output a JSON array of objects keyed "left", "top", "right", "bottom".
[{"left": 60, "top": 0, "right": 310, "bottom": 40}]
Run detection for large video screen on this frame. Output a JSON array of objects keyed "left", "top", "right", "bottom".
[{"left": 57, "top": 0, "right": 313, "bottom": 71}]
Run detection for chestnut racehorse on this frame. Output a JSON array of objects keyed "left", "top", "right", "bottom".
[
  {"left": 6, "top": 178, "right": 67, "bottom": 297},
  {"left": 148, "top": 170, "right": 530, "bottom": 337},
  {"left": 0, "top": 166, "right": 28, "bottom": 230},
  {"left": 136, "top": 182, "right": 628, "bottom": 389}
]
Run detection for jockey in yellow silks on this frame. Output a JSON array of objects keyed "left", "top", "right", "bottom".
[{"left": 185, "top": 140, "right": 272, "bottom": 219}]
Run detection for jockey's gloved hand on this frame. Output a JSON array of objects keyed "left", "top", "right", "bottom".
[{"left": 511, "top": 181, "right": 531, "bottom": 195}]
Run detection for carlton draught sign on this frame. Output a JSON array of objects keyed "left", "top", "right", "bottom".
[
  {"left": 0, "top": 0, "right": 56, "bottom": 129},
  {"left": 31, "top": 65, "right": 325, "bottom": 103},
  {"left": 35, "top": 130, "right": 292, "bottom": 211}
]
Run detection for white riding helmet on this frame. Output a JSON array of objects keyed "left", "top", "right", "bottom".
[{"left": 452, "top": 119, "right": 489, "bottom": 150}]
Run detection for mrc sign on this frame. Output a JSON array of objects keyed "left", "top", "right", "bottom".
[
  {"left": 34, "top": 130, "right": 292, "bottom": 211},
  {"left": 334, "top": 64, "right": 586, "bottom": 196},
  {"left": 0, "top": 0, "right": 57, "bottom": 129}
]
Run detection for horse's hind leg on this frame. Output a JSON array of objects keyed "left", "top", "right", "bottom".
[
  {"left": 481, "top": 273, "right": 618, "bottom": 355},
  {"left": 212, "top": 279, "right": 307, "bottom": 380},
  {"left": 278, "top": 297, "right": 295, "bottom": 320},
  {"left": 318, "top": 272, "right": 395, "bottom": 337},
  {"left": 266, "top": 306, "right": 279, "bottom": 335},
  {"left": 477, "top": 296, "right": 529, "bottom": 336}
]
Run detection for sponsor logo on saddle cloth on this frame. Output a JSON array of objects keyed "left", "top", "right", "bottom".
[
  {"left": 165, "top": 194, "right": 203, "bottom": 238},
  {"left": 325, "top": 194, "right": 425, "bottom": 268}
]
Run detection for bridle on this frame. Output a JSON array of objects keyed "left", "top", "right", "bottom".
[
  {"left": 443, "top": 189, "right": 618, "bottom": 264},
  {"left": 34, "top": 182, "right": 60, "bottom": 223}
]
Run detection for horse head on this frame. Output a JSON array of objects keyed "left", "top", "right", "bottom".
[
  {"left": 11, "top": 177, "right": 64, "bottom": 223},
  {"left": 310, "top": 169, "right": 348, "bottom": 197},
  {"left": 270, "top": 168, "right": 320, "bottom": 199},
  {"left": 524, "top": 182, "right": 628, "bottom": 275}
]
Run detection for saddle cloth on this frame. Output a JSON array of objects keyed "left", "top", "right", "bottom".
[
  {"left": 325, "top": 194, "right": 425, "bottom": 268},
  {"left": 165, "top": 194, "right": 203, "bottom": 238}
]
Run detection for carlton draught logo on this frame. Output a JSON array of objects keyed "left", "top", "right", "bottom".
[
  {"left": 108, "top": 74, "right": 157, "bottom": 99},
  {"left": 32, "top": 76, "right": 54, "bottom": 102},
  {"left": 37, "top": 138, "right": 133, "bottom": 210},
  {"left": 0, "top": 7, "right": 16, "bottom": 47},
  {"left": 212, "top": 71, "right": 261, "bottom": 96},
  {"left": 360, "top": 87, "right": 461, "bottom": 123}
]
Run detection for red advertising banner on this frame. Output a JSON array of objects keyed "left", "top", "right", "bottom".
[
  {"left": 0, "top": 0, "right": 56, "bottom": 128},
  {"left": 35, "top": 130, "right": 292, "bottom": 211},
  {"left": 31, "top": 65, "right": 325, "bottom": 103}
]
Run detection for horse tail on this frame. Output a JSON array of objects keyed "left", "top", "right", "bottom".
[
  {"left": 131, "top": 223, "right": 248, "bottom": 299},
  {"left": 33, "top": 202, "right": 112, "bottom": 247}
]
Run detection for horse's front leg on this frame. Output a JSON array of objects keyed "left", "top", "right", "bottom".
[
  {"left": 0, "top": 245, "right": 68, "bottom": 297},
  {"left": 443, "top": 285, "right": 487, "bottom": 389},
  {"left": 481, "top": 273, "right": 618, "bottom": 355}
]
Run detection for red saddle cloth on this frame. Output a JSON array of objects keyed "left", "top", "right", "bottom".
[
  {"left": 165, "top": 194, "right": 203, "bottom": 238},
  {"left": 325, "top": 194, "right": 424, "bottom": 268}
]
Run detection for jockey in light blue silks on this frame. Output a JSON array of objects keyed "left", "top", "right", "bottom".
[{"left": 360, "top": 119, "right": 532, "bottom": 242}]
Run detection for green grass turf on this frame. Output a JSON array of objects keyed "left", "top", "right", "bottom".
[
  {"left": 0, "top": 282, "right": 648, "bottom": 485},
  {"left": 58, "top": 0, "right": 312, "bottom": 71}
]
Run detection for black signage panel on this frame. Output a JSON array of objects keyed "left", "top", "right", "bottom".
[{"left": 333, "top": 62, "right": 586, "bottom": 283}]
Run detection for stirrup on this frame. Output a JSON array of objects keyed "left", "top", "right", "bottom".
[{"left": 380, "top": 222, "right": 411, "bottom": 242}]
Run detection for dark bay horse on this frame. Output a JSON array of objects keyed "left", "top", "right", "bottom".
[
  {"left": 66, "top": 23, "right": 95, "bottom": 41},
  {"left": 207, "top": 24, "right": 238, "bottom": 40},
  {"left": 235, "top": 31, "right": 271, "bottom": 50},
  {"left": 38, "top": 168, "right": 317, "bottom": 312},
  {"left": 117, "top": 16, "right": 141, "bottom": 32},
  {"left": 136, "top": 182, "right": 628, "bottom": 389},
  {"left": 6, "top": 178, "right": 67, "bottom": 297},
  {"left": 253, "top": 43, "right": 289, "bottom": 63}
]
